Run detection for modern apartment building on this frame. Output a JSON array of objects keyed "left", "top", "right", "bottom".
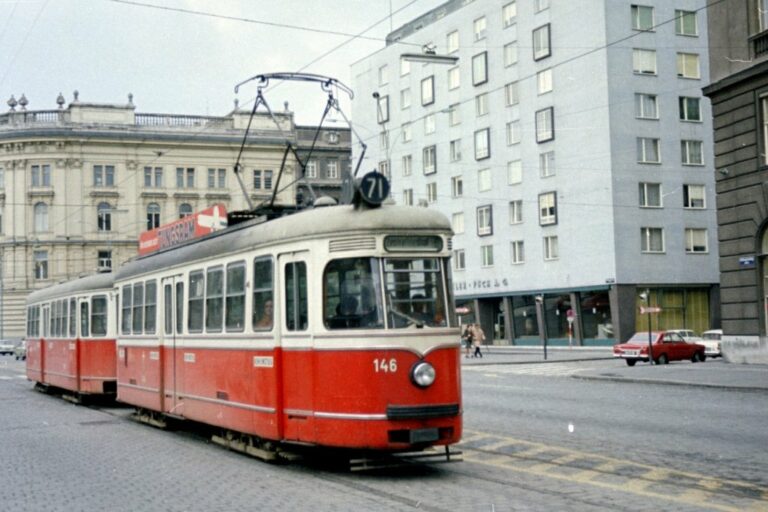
[
  {"left": 703, "top": 0, "right": 768, "bottom": 362},
  {"left": 0, "top": 93, "right": 350, "bottom": 339},
  {"left": 351, "top": 0, "right": 719, "bottom": 345}
]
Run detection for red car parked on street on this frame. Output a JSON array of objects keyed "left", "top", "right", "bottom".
[{"left": 613, "top": 331, "right": 707, "bottom": 366}]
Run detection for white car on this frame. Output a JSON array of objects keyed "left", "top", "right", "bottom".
[
  {"left": 0, "top": 340, "right": 14, "bottom": 356},
  {"left": 666, "top": 329, "right": 702, "bottom": 342},
  {"left": 700, "top": 329, "right": 723, "bottom": 358}
]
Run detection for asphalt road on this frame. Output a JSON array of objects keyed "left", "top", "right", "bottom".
[{"left": 1, "top": 355, "right": 766, "bottom": 511}]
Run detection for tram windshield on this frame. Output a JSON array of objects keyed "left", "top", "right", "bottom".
[{"left": 323, "top": 257, "right": 448, "bottom": 330}]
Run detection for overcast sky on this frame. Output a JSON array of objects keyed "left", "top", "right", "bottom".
[{"left": 0, "top": 0, "right": 443, "bottom": 126}]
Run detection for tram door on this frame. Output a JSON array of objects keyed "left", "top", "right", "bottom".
[
  {"left": 278, "top": 252, "right": 313, "bottom": 441},
  {"left": 161, "top": 275, "right": 184, "bottom": 414}
]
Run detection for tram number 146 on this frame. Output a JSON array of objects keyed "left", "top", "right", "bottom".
[{"left": 373, "top": 358, "right": 398, "bottom": 373}]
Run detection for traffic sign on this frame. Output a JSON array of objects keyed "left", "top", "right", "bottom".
[{"left": 640, "top": 306, "right": 662, "bottom": 314}]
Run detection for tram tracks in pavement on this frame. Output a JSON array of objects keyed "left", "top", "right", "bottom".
[{"left": 458, "top": 430, "right": 768, "bottom": 512}]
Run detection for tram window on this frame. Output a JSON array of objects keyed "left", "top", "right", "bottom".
[
  {"left": 69, "top": 298, "right": 77, "bottom": 337},
  {"left": 384, "top": 258, "right": 447, "bottom": 328},
  {"left": 62, "top": 299, "right": 69, "bottom": 338},
  {"left": 121, "top": 285, "right": 132, "bottom": 334},
  {"left": 285, "top": 261, "right": 307, "bottom": 331},
  {"left": 132, "top": 283, "right": 144, "bottom": 334},
  {"left": 80, "top": 301, "right": 90, "bottom": 338},
  {"left": 188, "top": 271, "right": 204, "bottom": 333},
  {"left": 206, "top": 267, "right": 224, "bottom": 333},
  {"left": 323, "top": 258, "right": 384, "bottom": 330},
  {"left": 164, "top": 284, "right": 173, "bottom": 335},
  {"left": 145, "top": 280, "right": 157, "bottom": 334},
  {"left": 52, "top": 300, "right": 60, "bottom": 337},
  {"left": 92, "top": 295, "right": 107, "bottom": 336},
  {"left": 176, "top": 282, "right": 185, "bottom": 334},
  {"left": 225, "top": 262, "right": 246, "bottom": 332},
  {"left": 253, "top": 257, "right": 273, "bottom": 331}
]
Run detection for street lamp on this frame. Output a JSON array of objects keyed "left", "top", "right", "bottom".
[
  {"left": 639, "top": 289, "right": 653, "bottom": 365},
  {"left": 535, "top": 295, "right": 547, "bottom": 360},
  {"left": 400, "top": 45, "right": 459, "bottom": 65}
]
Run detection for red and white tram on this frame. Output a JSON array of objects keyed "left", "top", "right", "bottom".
[
  {"left": 114, "top": 192, "right": 462, "bottom": 461},
  {"left": 25, "top": 273, "right": 117, "bottom": 400}
]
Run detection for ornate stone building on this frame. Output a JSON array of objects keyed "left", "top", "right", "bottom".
[{"left": 0, "top": 93, "right": 350, "bottom": 339}]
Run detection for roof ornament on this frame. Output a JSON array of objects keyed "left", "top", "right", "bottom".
[
  {"left": 56, "top": 92, "right": 65, "bottom": 109},
  {"left": 18, "top": 94, "right": 28, "bottom": 111},
  {"left": 7, "top": 95, "right": 17, "bottom": 112}
]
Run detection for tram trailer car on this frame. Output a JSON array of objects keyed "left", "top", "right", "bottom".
[
  {"left": 25, "top": 273, "right": 117, "bottom": 399},
  {"left": 114, "top": 201, "right": 462, "bottom": 459}
]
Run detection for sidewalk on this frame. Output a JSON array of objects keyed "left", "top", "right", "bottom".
[{"left": 463, "top": 345, "right": 768, "bottom": 392}]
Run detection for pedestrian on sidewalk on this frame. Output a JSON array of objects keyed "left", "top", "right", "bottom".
[
  {"left": 462, "top": 324, "right": 473, "bottom": 358},
  {"left": 472, "top": 323, "right": 485, "bottom": 358}
]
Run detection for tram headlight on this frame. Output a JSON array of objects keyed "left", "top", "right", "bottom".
[{"left": 411, "top": 361, "right": 436, "bottom": 388}]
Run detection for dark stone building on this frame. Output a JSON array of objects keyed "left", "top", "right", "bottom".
[{"left": 703, "top": 0, "right": 768, "bottom": 362}]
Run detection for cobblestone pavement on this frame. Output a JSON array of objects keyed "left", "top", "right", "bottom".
[{"left": 2, "top": 355, "right": 766, "bottom": 511}]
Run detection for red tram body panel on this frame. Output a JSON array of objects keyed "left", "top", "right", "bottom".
[
  {"left": 114, "top": 203, "right": 463, "bottom": 453},
  {"left": 25, "top": 273, "right": 117, "bottom": 397}
]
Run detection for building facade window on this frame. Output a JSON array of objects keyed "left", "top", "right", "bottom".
[
  {"left": 538, "top": 192, "right": 557, "bottom": 225},
  {"left": 305, "top": 160, "right": 317, "bottom": 178},
  {"left": 509, "top": 200, "right": 523, "bottom": 224},
  {"left": 683, "top": 184, "right": 705, "bottom": 208},
  {"left": 449, "top": 103, "right": 461, "bottom": 125},
  {"left": 0, "top": 166, "right": 4, "bottom": 188},
  {"left": 504, "top": 42, "right": 519, "bottom": 67},
  {"left": 450, "top": 139, "right": 462, "bottom": 162},
  {"left": 540, "top": 151, "right": 555, "bottom": 177},
  {"left": 478, "top": 168, "right": 491, "bottom": 192},
  {"left": 423, "top": 145, "right": 437, "bottom": 175},
  {"left": 97, "top": 202, "right": 112, "bottom": 231},
  {"left": 402, "top": 155, "right": 413, "bottom": 176},
  {"left": 537, "top": 69, "right": 553, "bottom": 94},
  {"left": 98, "top": 250, "right": 112, "bottom": 271},
  {"left": 633, "top": 49, "right": 657, "bottom": 75},
  {"left": 402, "top": 123, "right": 411, "bottom": 144},
  {"left": 534, "top": 0, "right": 549, "bottom": 12},
  {"left": 447, "top": 30, "right": 459, "bottom": 53},
  {"left": 147, "top": 203, "right": 161, "bottom": 230},
  {"left": 503, "top": 2, "right": 517, "bottom": 28},
  {"left": 34, "top": 250, "right": 48, "bottom": 280},
  {"left": 400, "top": 57, "right": 410, "bottom": 76},
  {"left": 377, "top": 95, "right": 389, "bottom": 123},
  {"left": 532, "top": 24, "right": 551, "bottom": 60},
  {"left": 403, "top": 188, "right": 413, "bottom": 206},
  {"left": 675, "top": 10, "right": 697, "bottom": 36},
  {"left": 507, "top": 121, "right": 521, "bottom": 145},
  {"left": 631, "top": 5, "right": 654, "bottom": 31},
  {"left": 681, "top": 140, "right": 704, "bottom": 165},
  {"left": 641, "top": 227, "right": 664, "bottom": 253},
  {"left": 93, "top": 165, "right": 115, "bottom": 187},
  {"left": 474, "top": 16, "right": 487, "bottom": 41},
  {"left": 400, "top": 88, "right": 411, "bottom": 109},
  {"left": 207, "top": 168, "right": 226, "bottom": 189},
  {"left": 424, "top": 114, "right": 436, "bottom": 135},
  {"left": 475, "top": 128, "right": 490, "bottom": 160},
  {"left": 511, "top": 240, "right": 524, "bottom": 264},
  {"left": 378, "top": 160, "right": 390, "bottom": 177},
  {"left": 505, "top": 82, "right": 519, "bottom": 106},
  {"left": 476, "top": 93, "right": 489, "bottom": 116},
  {"left": 453, "top": 249, "right": 466, "bottom": 271},
  {"left": 326, "top": 161, "right": 339, "bottom": 179},
  {"left": 677, "top": 53, "right": 700, "bottom": 79},
  {"left": 421, "top": 76, "right": 434, "bottom": 106},
  {"left": 535, "top": 107, "right": 554, "bottom": 143},
  {"left": 635, "top": 93, "right": 658, "bottom": 119},
  {"left": 179, "top": 203, "right": 193, "bottom": 218},
  {"left": 477, "top": 205, "right": 493, "bottom": 236},
  {"left": 543, "top": 236, "right": 558, "bottom": 260},
  {"left": 31, "top": 164, "right": 51, "bottom": 187},
  {"left": 426, "top": 182, "right": 437, "bottom": 203},
  {"left": 253, "top": 170, "right": 263, "bottom": 189},
  {"left": 679, "top": 96, "right": 701, "bottom": 121},
  {"left": 144, "top": 166, "right": 163, "bottom": 187},
  {"left": 34, "top": 202, "right": 48, "bottom": 232},
  {"left": 378, "top": 64, "right": 388, "bottom": 86},
  {"left": 472, "top": 52, "right": 488, "bottom": 86},
  {"left": 637, "top": 137, "right": 661, "bottom": 163},
  {"left": 685, "top": 228, "right": 708, "bottom": 253},
  {"left": 448, "top": 66, "right": 460, "bottom": 90},
  {"left": 508, "top": 160, "right": 522, "bottom": 184},
  {"left": 452, "top": 212, "right": 465, "bottom": 234},
  {"left": 176, "top": 167, "right": 194, "bottom": 188},
  {"left": 451, "top": 175, "right": 463, "bottom": 197},
  {"left": 639, "top": 182, "right": 662, "bottom": 207},
  {"left": 481, "top": 244, "right": 494, "bottom": 267}
]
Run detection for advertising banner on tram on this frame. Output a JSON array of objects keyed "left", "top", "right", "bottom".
[{"left": 138, "top": 204, "right": 228, "bottom": 255}]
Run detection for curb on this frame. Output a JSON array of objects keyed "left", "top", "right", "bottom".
[
  {"left": 462, "top": 356, "right": 613, "bottom": 366},
  {"left": 572, "top": 373, "right": 768, "bottom": 393}
]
